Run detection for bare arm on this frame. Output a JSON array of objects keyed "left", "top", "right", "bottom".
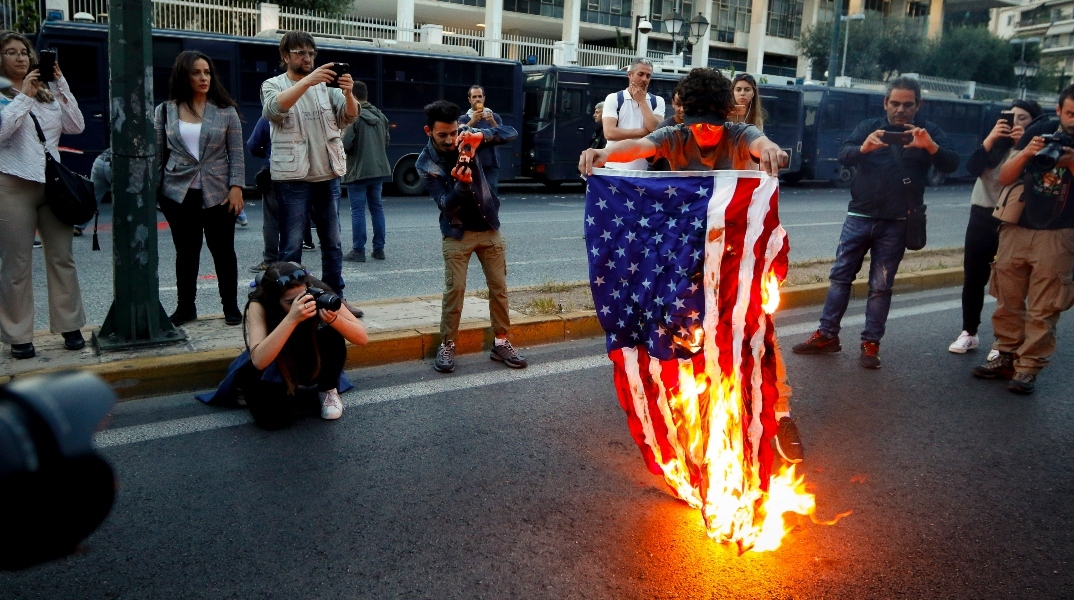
[
  {"left": 578, "top": 138, "right": 658, "bottom": 175},
  {"left": 603, "top": 117, "right": 649, "bottom": 142},
  {"left": 998, "top": 139, "right": 1038, "bottom": 186},
  {"left": 749, "top": 137, "right": 790, "bottom": 176},
  {"left": 318, "top": 305, "right": 368, "bottom": 346}
]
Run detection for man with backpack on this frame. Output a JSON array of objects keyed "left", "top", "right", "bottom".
[{"left": 601, "top": 58, "right": 665, "bottom": 171}]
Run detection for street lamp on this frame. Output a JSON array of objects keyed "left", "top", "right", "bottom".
[
  {"left": 663, "top": 10, "right": 686, "bottom": 55},
  {"left": 1010, "top": 37, "right": 1041, "bottom": 99},
  {"left": 839, "top": 13, "right": 865, "bottom": 79},
  {"left": 664, "top": 10, "right": 709, "bottom": 57}
]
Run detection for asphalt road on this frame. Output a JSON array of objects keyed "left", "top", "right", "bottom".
[
  {"left": 4, "top": 286, "right": 1073, "bottom": 598},
  {"left": 29, "top": 181, "right": 978, "bottom": 332}
]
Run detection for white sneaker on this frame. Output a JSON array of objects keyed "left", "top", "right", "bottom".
[
  {"left": 948, "top": 331, "right": 979, "bottom": 354},
  {"left": 319, "top": 388, "right": 343, "bottom": 420},
  {"left": 987, "top": 348, "right": 1000, "bottom": 361}
]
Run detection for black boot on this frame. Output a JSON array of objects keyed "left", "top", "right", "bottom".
[
  {"left": 169, "top": 305, "right": 198, "bottom": 326},
  {"left": 224, "top": 305, "right": 243, "bottom": 326}
]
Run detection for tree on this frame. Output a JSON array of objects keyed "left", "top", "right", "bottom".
[
  {"left": 274, "top": 0, "right": 354, "bottom": 14},
  {"left": 918, "top": 27, "right": 1016, "bottom": 87},
  {"left": 799, "top": 15, "right": 925, "bottom": 81},
  {"left": 15, "top": 0, "right": 38, "bottom": 34}
]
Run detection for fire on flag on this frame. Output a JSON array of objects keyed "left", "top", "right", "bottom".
[{"left": 584, "top": 168, "right": 824, "bottom": 552}]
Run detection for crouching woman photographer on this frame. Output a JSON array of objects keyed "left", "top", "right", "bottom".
[{"left": 199, "top": 262, "right": 367, "bottom": 429}]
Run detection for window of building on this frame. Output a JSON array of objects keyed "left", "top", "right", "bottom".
[
  {"left": 1007, "top": 14, "right": 1014, "bottom": 26},
  {"left": 436, "top": 0, "right": 485, "bottom": 5},
  {"left": 581, "top": 0, "right": 632, "bottom": 28},
  {"left": 767, "top": 0, "right": 803, "bottom": 40},
  {"left": 649, "top": 0, "right": 695, "bottom": 34},
  {"left": 713, "top": 0, "right": 750, "bottom": 43},
  {"left": 504, "top": 0, "right": 564, "bottom": 18}
]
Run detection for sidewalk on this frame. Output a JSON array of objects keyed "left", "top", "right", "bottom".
[{"left": 0, "top": 267, "right": 964, "bottom": 399}]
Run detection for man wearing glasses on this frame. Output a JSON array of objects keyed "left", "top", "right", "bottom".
[
  {"left": 601, "top": 57, "right": 664, "bottom": 171},
  {"left": 261, "top": 31, "right": 359, "bottom": 310}
]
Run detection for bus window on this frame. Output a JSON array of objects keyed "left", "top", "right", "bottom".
[
  {"left": 559, "top": 87, "right": 583, "bottom": 113},
  {"left": 523, "top": 71, "right": 553, "bottom": 132},
  {"left": 45, "top": 42, "right": 100, "bottom": 101},
  {"left": 381, "top": 55, "right": 440, "bottom": 110},
  {"left": 821, "top": 98, "right": 842, "bottom": 131},
  {"left": 239, "top": 43, "right": 283, "bottom": 105},
  {"left": 153, "top": 38, "right": 183, "bottom": 104},
  {"left": 803, "top": 90, "right": 823, "bottom": 128}
]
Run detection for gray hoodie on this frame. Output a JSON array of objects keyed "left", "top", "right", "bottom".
[{"left": 342, "top": 101, "right": 391, "bottom": 183}]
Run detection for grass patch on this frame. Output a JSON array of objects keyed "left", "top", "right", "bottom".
[
  {"left": 527, "top": 297, "right": 560, "bottom": 315},
  {"left": 534, "top": 280, "right": 580, "bottom": 294},
  {"left": 472, "top": 290, "right": 490, "bottom": 300}
]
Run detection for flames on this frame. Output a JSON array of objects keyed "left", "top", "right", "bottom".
[{"left": 652, "top": 269, "right": 844, "bottom": 553}]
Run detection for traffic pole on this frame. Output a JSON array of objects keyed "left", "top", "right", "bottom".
[
  {"left": 95, "top": 0, "right": 185, "bottom": 351},
  {"left": 825, "top": 0, "right": 842, "bottom": 87}
]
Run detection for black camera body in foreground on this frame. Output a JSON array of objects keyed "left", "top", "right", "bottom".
[
  {"left": 1033, "top": 130, "right": 1074, "bottom": 170},
  {"left": 0, "top": 371, "right": 116, "bottom": 570},
  {"left": 306, "top": 285, "right": 342, "bottom": 312}
]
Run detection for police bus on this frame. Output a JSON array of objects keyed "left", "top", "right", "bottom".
[{"left": 35, "top": 20, "right": 524, "bottom": 194}]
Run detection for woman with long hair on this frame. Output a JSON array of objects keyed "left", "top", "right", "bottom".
[
  {"left": 155, "top": 50, "right": 246, "bottom": 326},
  {"left": 948, "top": 99, "right": 1041, "bottom": 354},
  {"left": 201, "top": 262, "right": 367, "bottom": 429},
  {"left": 729, "top": 73, "right": 765, "bottom": 131},
  {"left": 0, "top": 31, "right": 87, "bottom": 359}
]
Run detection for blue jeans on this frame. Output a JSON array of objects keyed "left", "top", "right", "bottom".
[
  {"left": 276, "top": 178, "right": 345, "bottom": 295},
  {"left": 819, "top": 216, "right": 907, "bottom": 343},
  {"left": 347, "top": 177, "right": 386, "bottom": 252}
]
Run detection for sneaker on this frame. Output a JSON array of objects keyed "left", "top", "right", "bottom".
[
  {"left": 61, "top": 330, "right": 85, "bottom": 350},
  {"left": 10, "top": 342, "right": 35, "bottom": 359},
  {"left": 1008, "top": 372, "right": 1036, "bottom": 395},
  {"left": 792, "top": 330, "right": 842, "bottom": 354},
  {"left": 344, "top": 250, "right": 366, "bottom": 263},
  {"left": 987, "top": 348, "right": 1000, "bottom": 361},
  {"left": 971, "top": 352, "right": 1015, "bottom": 380},
  {"left": 302, "top": 241, "right": 315, "bottom": 251},
  {"left": 236, "top": 214, "right": 248, "bottom": 227},
  {"left": 948, "top": 331, "right": 979, "bottom": 354},
  {"left": 371, "top": 248, "right": 385, "bottom": 260},
  {"left": 434, "top": 341, "right": 456, "bottom": 373},
  {"left": 249, "top": 261, "right": 269, "bottom": 273},
  {"left": 860, "top": 341, "right": 881, "bottom": 369},
  {"left": 319, "top": 388, "right": 343, "bottom": 419},
  {"left": 774, "top": 417, "right": 804, "bottom": 464},
  {"left": 490, "top": 340, "right": 528, "bottom": 368}
]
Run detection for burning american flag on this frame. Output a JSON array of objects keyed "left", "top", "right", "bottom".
[{"left": 585, "top": 168, "right": 822, "bottom": 552}]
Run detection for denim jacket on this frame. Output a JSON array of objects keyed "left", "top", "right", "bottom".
[{"left": 416, "top": 124, "right": 517, "bottom": 239}]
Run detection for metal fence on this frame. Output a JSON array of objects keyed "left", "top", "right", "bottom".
[
  {"left": 577, "top": 43, "right": 634, "bottom": 69},
  {"left": 501, "top": 32, "right": 554, "bottom": 65},
  {"left": 280, "top": 10, "right": 420, "bottom": 41},
  {"left": 0, "top": 0, "right": 15, "bottom": 30},
  {"left": 441, "top": 26, "right": 485, "bottom": 54},
  {"left": 70, "top": 0, "right": 260, "bottom": 34}
]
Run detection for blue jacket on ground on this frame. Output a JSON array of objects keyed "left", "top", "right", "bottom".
[{"left": 416, "top": 124, "right": 517, "bottom": 240}]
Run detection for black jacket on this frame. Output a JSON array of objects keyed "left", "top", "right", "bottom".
[{"left": 838, "top": 116, "right": 960, "bottom": 219}]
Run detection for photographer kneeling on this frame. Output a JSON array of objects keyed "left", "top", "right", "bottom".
[
  {"left": 972, "top": 86, "right": 1074, "bottom": 394},
  {"left": 200, "top": 262, "right": 367, "bottom": 428}
]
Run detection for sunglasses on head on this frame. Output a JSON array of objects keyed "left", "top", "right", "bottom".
[
  {"left": 276, "top": 268, "right": 309, "bottom": 288},
  {"left": 733, "top": 74, "right": 755, "bottom": 84}
]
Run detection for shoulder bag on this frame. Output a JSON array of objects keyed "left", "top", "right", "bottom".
[
  {"left": 890, "top": 145, "right": 927, "bottom": 251},
  {"left": 28, "top": 112, "right": 100, "bottom": 250},
  {"left": 158, "top": 104, "right": 171, "bottom": 204}
]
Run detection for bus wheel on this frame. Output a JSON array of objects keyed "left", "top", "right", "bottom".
[
  {"left": 834, "top": 166, "right": 855, "bottom": 188},
  {"left": 541, "top": 180, "right": 563, "bottom": 189},
  {"left": 926, "top": 166, "right": 946, "bottom": 187},
  {"left": 393, "top": 157, "right": 425, "bottom": 196}
]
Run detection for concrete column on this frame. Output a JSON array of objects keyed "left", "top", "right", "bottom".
[
  {"left": 259, "top": 2, "right": 279, "bottom": 33},
  {"left": 397, "top": 0, "right": 415, "bottom": 42},
  {"left": 420, "top": 24, "right": 443, "bottom": 44},
  {"left": 690, "top": 0, "right": 713, "bottom": 68},
  {"left": 553, "top": 41, "right": 578, "bottom": 65},
  {"left": 796, "top": 0, "right": 821, "bottom": 77},
  {"left": 746, "top": 0, "right": 769, "bottom": 74},
  {"left": 927, "top": 0, "right": 943, "bottom": 39},
  {"left": 563, "top": 0, "right": 582, "bottom": 47},
  {"left": 484, "top": 0, "right": 504, "bottom": 58},
  {"left": 847, "top": 0, "right": 862, "bottom": 16},
  {"left": 633, "top": 0, "right": 650, "bottom": 57}
]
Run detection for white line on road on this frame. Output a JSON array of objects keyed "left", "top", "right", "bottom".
[
  {"left": 783, "top": 221, "right": 845, "bottom": 228},
  {"left": 95, "top": 295, "right": 978, "bottom": 449}
]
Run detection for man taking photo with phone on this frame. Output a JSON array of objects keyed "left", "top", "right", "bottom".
[
  {"left": 261, "top": 30, "right": 359, "bottom": 312},
  {"left": 792, "top": 76, "right": 959, "bottom": 369}
]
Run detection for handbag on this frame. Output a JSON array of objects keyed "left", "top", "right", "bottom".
[
  {"left": 890, "top": 145, "right": 927, "bottom": 251},
  {"left": 993, "top": 180, "right": 1026, "bottom": 224},
  {"left": 28, "top": 113, "right": 100, "bottom": 250},
  {"left": 158, "top": 104, "right": 171, "bottom": 204}
]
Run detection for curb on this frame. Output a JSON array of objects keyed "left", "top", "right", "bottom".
[{"left": 6, "top": 267, "right": 964, "bottom": 400}]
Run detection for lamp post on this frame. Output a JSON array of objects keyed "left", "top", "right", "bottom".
[
  {"left": 840, "top": 13, "right": 865, "bottom": 78},
  {"left": 664, "top": 10, "right": 709, "bottom": 58},
  {"left": 1010, "top": 37, "right": 1041, "bottom": 99}
]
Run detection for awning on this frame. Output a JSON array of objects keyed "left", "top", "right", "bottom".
[{"left": 1047, "top": 22, "right": 1074, "bottom": 36}]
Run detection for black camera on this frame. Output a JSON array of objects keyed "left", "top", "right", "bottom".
[
  {"left": 1033, "top": 130, "right": 1074, "bottom": 170},
  {"left": 0, "top": 371, "right": 116, "bottom": 570},
  {"left": 326, "top": 62, "right": 349, "bottom": 88},
  {"left": 306, "top": 285, "right": 342, "bottom": 312}
]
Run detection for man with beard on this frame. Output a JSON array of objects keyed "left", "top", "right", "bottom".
[
  {"left": 416, "top": 100, "right": 525, "bottom": 374},
  {"left": 261, "top": 30, "right": 358, "bottom": 309}
]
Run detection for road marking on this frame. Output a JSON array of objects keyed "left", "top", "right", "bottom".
[
  {"left": 783, "top": 221, "right": 844, "bottom": 227},
  {"left": 94, "top": 354, "right": 609, "bottom": 449},
  {"left": 94, "top": 294, "right": 977, "bottom": 448}
]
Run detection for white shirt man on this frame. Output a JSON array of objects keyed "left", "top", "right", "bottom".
[{"left": 602, "top": 58, "right": 665, "bottom": 170}]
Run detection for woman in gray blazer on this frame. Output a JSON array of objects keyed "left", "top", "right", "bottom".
[{"left": 155, "top": 51, "right": 246, "bottom": 326}]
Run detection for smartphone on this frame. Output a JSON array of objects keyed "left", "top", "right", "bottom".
[
  {"left": 36, "top": 50, "right": 56, "bottom": 84},
  {"left": 880, "top": 130, "right": 913, "bottom": 146},
  {"left": 326, "top": 62, "right": 349, "bottom": 88},
  {"left": 999, "top": 111, "right": 1016, "bottom": 127}
]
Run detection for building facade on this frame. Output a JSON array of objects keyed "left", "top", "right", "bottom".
[{"left": 991, "top": 0, "right": 1074, "bottom": 88}]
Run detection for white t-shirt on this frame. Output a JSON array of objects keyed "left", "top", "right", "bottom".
[
  {"left": 603, "top": 89, "right": 666, "bottom": 171},
  {"left": 178, "top": 120, "right": 202, "bottom": 189}
]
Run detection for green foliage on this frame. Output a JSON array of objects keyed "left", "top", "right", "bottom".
[
  {"left": 15, "top": 0, "right": 38, "bottom": 34},
  {"left": 799, "top": 16, "right": 925, "bottom": 81},
  {"left": 917, "top": 27, "right": 1015, "bottom": 87},
  {"left": 614, "top": 28, "right": 634, "bottom": 52}
]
